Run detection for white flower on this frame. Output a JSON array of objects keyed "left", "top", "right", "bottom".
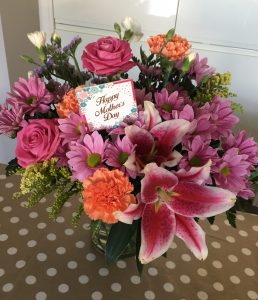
[
  {"left": 27, "top": 71, "right": 33, "bottom": 78},
  {"left": 27, "top": 31, "right": 46, "bottom": 48},
  {"left": 121, "top": 17, "right": 143, "bottom": 42}
]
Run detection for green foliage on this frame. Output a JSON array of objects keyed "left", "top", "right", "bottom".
[
  {"left": 6, "top": 158, "right": 21, "bottom": 176},
  {"left": 231, "top": 101, "right": 244, "bottom": 113},
  {"left": 207, "top": 216, "right": 215, "bottom": 225},
  {"left": 250, "top": 168, "right": 258, "bottom": 183},
  {"left": 72, "top": 204, "right": 84, "bottom": 228},
  {"left": 226, "top": 207, "right": 237, "bottom": 228},
  {"left": 114, "top": 22, "right": 121, "bottom": 39}
]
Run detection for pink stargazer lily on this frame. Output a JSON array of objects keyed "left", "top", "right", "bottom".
[{"left": 115, "top": 161, "right": 236, "bottom": 264}]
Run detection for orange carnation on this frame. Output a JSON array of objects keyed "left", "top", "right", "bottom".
[
  {"left": 56, "top": 89, "right": 79, "bottom": 118},
  {"left": 147, "top": 34, "right": 191, "bottom": 61},
  {"left": 82, "top": 168, "right": 136, "bottom": 224}
]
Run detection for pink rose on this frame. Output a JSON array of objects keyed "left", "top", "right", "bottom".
[
  {"left": 16, "top": 119, "right": 61, "bottom": 168},
  {"left": 81, "top": 37, "right": 135, "bottom": 76}
]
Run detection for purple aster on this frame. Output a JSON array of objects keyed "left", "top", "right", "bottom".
[
  {"left": 105, "top": 136, "right": 137, "bottom": 178},
  {"left": 189, "top": 53, "right": 216, "bottom": 84},
  {"left": 7, "top": 76, "right": 54, "bottom": 116},
  {"left": 58, "top": 112, "right": 88, "bottom": 145},
  {"left": 67, "top": 131, "right": 107, "bottom": 181},
  {"left": 0, "top": 100, "right": 25, "bottom": 137}
]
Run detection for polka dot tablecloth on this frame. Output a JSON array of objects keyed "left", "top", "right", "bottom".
[{"left": 0, "top": 164, "right": 257, "bottom": 300}]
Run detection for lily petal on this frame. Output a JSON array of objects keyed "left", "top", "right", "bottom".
[
  {"left": 139, "top": 203, "right": 176, "bottom": 264},
  {"left": 175, "top": 215, "right": 208, "bottom": 260},
  {"left": 142, "top": 163, "right": 178, "bottom": 203},
  {"left": 151, "top": 119, "right": 190, "bottom": 157},
  {"left": 176, "top": 160, "right": 211, "bottom": 184},
  {"left": 114, "top": 202, "right": 145, "bottom": 224},
  {"left": 171, "top": 182, "right": 236, "bottom": 218},
  {"left": 160, "top": 150, "right": 183, "bottom": 168},
  {"left": 144, "top": 101, "right": 162, "bottom": 130}
]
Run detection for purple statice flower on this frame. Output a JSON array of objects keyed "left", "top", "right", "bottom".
[
  {"left": 155, "top": 88, "right": 185, "bottom": 120},
  {"left": 135, "top": 88, "right": 152, "bottom": 106},
  {"left": 189, "top": 53, "right": 215, "bottom": 84},
  {"left": 201, "top": 96, "right": 239, "bottom": 140},
  {"left": 7, "top": 76, "right": 54, "bottom": 116},
  {"left": 63, "top": 36, "right": 82, "bottom": 52},
  {"left": 58, "top": 112, "right": 88, "bottom": 145},
  {"left": 46, "top": 80, "right": 70, "bottom": 104},
  {"left": 213, "top": 148, "right": 250, "bottom": 196},
  {"left": 0, "top": 100, "right": 25, "bottom": 137},
  {"left": 67, "top": 131, "right": 107, "bottom": 181},
  {"left": 33, "top": 66, "right": 46, "bottom": 77},
  {"left": 179, "top": 135, "right": 218, "bottom": 171},
  {"left": 222, "top": 130, "right": 258, "bottom": 167},
  {"left": 105, "top": 136, "right": 137, "bottom": 178}
]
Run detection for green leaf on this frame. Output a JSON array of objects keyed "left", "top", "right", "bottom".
[
  {"left": 5, "top": 158, "right": 21, "bottom": 176},
  {"left": 180, "top": 56, "right": 194, "bottom": 74},
  {"left": 123, "top": 29, "right": 134, "bottom": 41},
  {"left": 162, "top": 252, "right": 167, "bottom": 258},
  {"left": 226, "top": 208, "right": 237, "bottom": 228},
  {"left": 250, "top": 169, "right": 258, "bottom": 183},
  {"left": 106, "top": 221, "right": 137, "bottom": 265},
  {"left": 136, "top": 220, "right": 144, "bottom": 276},
  {"left": 114, "top": 22, "right": 121, "bottom": 38},
  {"left": 207, "top": 216, "right": 215, "bottom": 225},
  {"left": 165, "top": 28, "right": 175, "bottom": 42},
  {"left": 20, "top": 54, "right": 36, "bottom": 64},
  {"left": 36, "top": 47, "right": 47, "bottom": 63},
  {"left": 140, "top": 46, "right": 147, "bottom": 64}
]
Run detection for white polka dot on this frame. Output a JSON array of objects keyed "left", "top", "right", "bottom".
[
  {"left": 130, "top": 275, "right": 141, "bottom": 284},
  {"left": 148, "top": 267, "right": 158, "bottom": 276},
  {"left": 19, "top": 228, "right": 29, "bottom": 236},
  {"left": 181, "top": 253, "right": 191, "bottom": 262},
  {"left": 144, "top": 290, "right": 156, "bottom": 300},
  {"left": 116, "top": 260, "right": 127, "bottom": 269},
  {"left": 197, "top": 268, "right": 207, "bottom": 277},
  {"left": 111, "top": 282, "right": 122, "bottom": 292},
  {"left": 86, "top": 253, "right": 96, "bottom": 261},
  {"left": 245, "top": 268, "right": 255, "bottom": 277},
  {"left": 165, "top": 261, "right": 176, "bottom": 269},
  {"left": 29, "top": 212, "right": 38, "bottom": 219},
  {"left": 10, "top": 216, "right": 20, "bottom": 223},
  {"left": 56, "top": 247, "right": 66, "bottom": 255},
  {"left": 67, "top": 261, "right": 78, "bottom": 269},
  {"left": 91, "top": 291, "right": 103, "bottom": 300},
  {"left": 236, "top": 214, "right": 245, "bottom": 221},
  {"left": 180, "top": 275, "right": 191, "bottom": 284},
  {"left": 40, "top": 197, "right": 46, "bottom": 203},
  {"left": 228, "top": 254, "right": 238, "bottom": 262},
  {"left": 226, "top": 236, "right": 235, "bottom": 243},
  {"left": 5, "top": 182, "right": 14, "bottom": 188},
  {"left": 25, "top": 275, "right": 37, "bottom": 285},
  {"left": 64, "top": 201, "right": 71, "bottom": 207},
  {"left": 239, "top": 230, "right": 248, "bottom": 237},
  {"left": 98, "top": 267, "right": 109, "bottom": 276},
  {"left": 16, "top": 260, "right": 26, "bottom": 269},
  {"left": 163, "top": 282, "right": 174, "bottom": 292},
  {"left": 211, "top": 241, "right": 221, "bottom": 249},
  {"left": 252, "top": 225, "right": 258, "bottom": 232},
  {"left": 170, "top": 242, "right": 177, "bottom": 249},
  {"left": 37, "top": 253, "right": 47, "bottom": 262},
  {"left": 230, "top": 275, "right": 240, "bottom": 284},
  {"left": 0, "top": 196, "right": 4, "bottom": 202},
  {"left": 0, "top": 174, "right": 6, "bottom": 180},
  {"left": 0, "top": 234, "right": 8, "bottom": 241},
  {"left": 20, "top": 201, "right": 28, "bottom": 207},
  {"left": 82, "top": 223, "right": 90, "bottom": 230},
  {"left": 75, "top": 241, "right": 85, "bottom": 248},
  {"left": 241, "top": 248, "right": 251, "bottom": 255},
  {"left": 37, "top": 223, "right": 47, "bottom": 229},
  {"left": 46, "top": 207, "right": 51, "bottom": 213},
  {"left": 35, "top": 291, "right": 47, "bottom": 300},
  {"left": 46, "top": 268, "right": 57, "bottom": 277},
  {"left": 0, "top": 268, "right": 5, "bottom": 277},
  {"left": 7, "top": 247, "right": 17, "bottom": 255},
  {"left": 56, "top": 216, "right": 64, "bottom": 223},
  {"left": 3, "top": 206, "right": 12, "bottom": 212},
  {"left": 2, "top": 283, "right": 14, "bottom": 292},
  {"left": 210, "top": 224, "right": 219, "bottom": 231},
  {"left": 58, "top": 283, "right": 69, "bottom": 293},
  {"left": 197, "top": 291, "right": 208, "bottom": 300},
  {"left": 212, "top": 260, "right": 223, "bottom": 269},
  {"left": 65, "top": 228, "right": 74, "bottom": 235},
  {"left": 247, "top": 290, "right": 258, "bottom": 300},
  {"left": 213, "top": 282, "right": 224, "bottom": 291},
  {"left": 47, "top": 233, "right": 56, "bottom": 241},
  {"left": 256, "top": 242, "right": 258, "bottom": 248},
  {"left": 27, "top": 240, "right": 37, "bottom": 247},
  {"left": 78, "top": 275, "right": 89, "bottom": 284},
  {"left": 224, "top": 219, "right": 230, "bottom": 226}
]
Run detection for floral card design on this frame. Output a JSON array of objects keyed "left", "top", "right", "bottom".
[{"left": 76, "top": 80, "right": 138, "bottom": 131}]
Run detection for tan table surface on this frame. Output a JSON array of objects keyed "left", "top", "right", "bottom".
[{"left": 0, "top": 163, "right": 258, "bottom": 300}]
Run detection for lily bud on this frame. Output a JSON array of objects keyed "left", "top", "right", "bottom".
[
  {"left": 27, "top": 31, "right": 46, "bottom": 48},
  {"left": 51, "top": 32, "right": 61, "bottom": 46},
  {"left": 121, "top": 17, "right": 143, "bottom": 42}
]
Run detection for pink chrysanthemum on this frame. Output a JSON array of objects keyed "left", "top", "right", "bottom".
[
  {"left": 7, "top": 76, "right": 53, "bottom": 116},
  {"left": 105, "top": 136, "right": 137, "bottom": 178},
  {"left": 58, "top": 112, "right": 88, "bottom": 145},
  {"left": 189, "top": 54, "right": 215, "bottom": 84},
  {"left": 0, "top": 100, "right": 24, "bottom": 137},
  {"left": 67, "top": 131, "right": 107, "bottom": 181}
]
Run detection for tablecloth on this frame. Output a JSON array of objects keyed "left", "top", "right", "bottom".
[{"left": 0, "top": 163, "right": 257, "bottom": 300}]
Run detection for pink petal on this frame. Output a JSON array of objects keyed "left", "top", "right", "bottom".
[
  {"left": 142, "top": 163, "right": 178, "bottom": 203},
  {"left": 171, "top": 182, "right": 236, "bottom": 218},
  {"left": 114, "top": 202, "right": 145, "bottom": 224},
  {"left": 139, "top": 203, "right": 176, "bottom": 264},
  {"left": 144, "top": 101, "right": 161, "bottom": 130},
  {"left": 160, "top": 150, "right": 182, "bottom": 168},
  {"left": 175, "top": 215, "right": 208, "bottom": 260},
  {"left": 176, "top": 160, "right": 211, "bottom": 184}
]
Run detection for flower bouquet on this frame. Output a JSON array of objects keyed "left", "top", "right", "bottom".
[{"left": 1, "top": 17, "right": 258, "bottom": 272}]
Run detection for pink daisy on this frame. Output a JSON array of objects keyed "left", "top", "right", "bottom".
[{"left": 189, "top": 54, "right": 215, "bottom": 84}]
